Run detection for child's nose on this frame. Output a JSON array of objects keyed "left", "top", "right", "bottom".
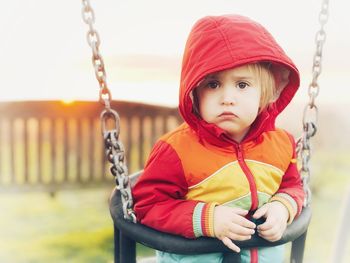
[{"left": 221, "top": 86, "right": 236, "bottom": 105}]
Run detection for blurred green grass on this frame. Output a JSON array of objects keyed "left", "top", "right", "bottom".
[
  {"left": 0, "top": 187, "right": 155, "bottom": 263},
  {"left": 0, "top": 150, "right": 349, "bottom": 263}
]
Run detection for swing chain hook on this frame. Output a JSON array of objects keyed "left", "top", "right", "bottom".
[
  {"left": 299, "top": 0, "right": 329, "bottom": 208},
  {"left": 81, "top": 0, "right": 112, "bottom": 110}
]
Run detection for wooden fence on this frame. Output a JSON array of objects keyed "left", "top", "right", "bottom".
[{"left": 0, "top": 101, "right": 181, "bottom": 192}]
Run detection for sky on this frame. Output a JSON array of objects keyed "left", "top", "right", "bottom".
[{"left": 0, "top": 0, "right": 349, "bottom": 107}]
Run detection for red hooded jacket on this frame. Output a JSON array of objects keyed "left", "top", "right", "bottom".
[{"left": 132, "top": 14, "right": 304, "bottom": 262}]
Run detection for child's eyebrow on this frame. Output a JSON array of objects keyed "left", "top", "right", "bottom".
[
  {"left": 200, "top": 72, "right": 255, "bottom": 84},
  {"left": 220, "top": 71, "right": 256, "bottom": 81},
  {"left": 204, "top": 74, "right": 218, "bottom": 79},
  {"left": 196, "top": 74, "right": 218, "bottom": 86},
  {"left": 230, "top": 75, "right": 254, "bottom": 80}
]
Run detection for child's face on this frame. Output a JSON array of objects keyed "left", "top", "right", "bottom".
[{"left": 196, "top": 65, "right": 261, "bottom": 143}]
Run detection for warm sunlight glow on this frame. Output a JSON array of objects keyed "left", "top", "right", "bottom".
[{"left": 61, "top": 99, "right": 75, "bottom": 105}]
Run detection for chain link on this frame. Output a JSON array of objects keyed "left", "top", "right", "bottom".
[
  {"left": 81, "top": 0, "right": 136, "bottom": 222},
  {"left": 104, "top": 129, "right": 137, "bottom": 223},
  {"left": 298, "top": 0, "right": 329, "bottom": 207},
  {"left": 81, "top": 0, "right": 111, "bottom": 109}
]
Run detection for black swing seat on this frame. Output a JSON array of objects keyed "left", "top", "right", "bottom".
[{"left": 109, "top": 171, "right": 312, "bottom": 263}]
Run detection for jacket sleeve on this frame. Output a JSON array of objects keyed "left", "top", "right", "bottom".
[
  {"left": 269, "top": 134, "right": 305, "bottom": 224},
  {"left": 132, "top": 140, "right": 216, "bottom": 238}
]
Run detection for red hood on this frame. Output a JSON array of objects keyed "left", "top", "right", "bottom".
[{"left": 179, "top": 14, "right": 300, "bottom": 146}]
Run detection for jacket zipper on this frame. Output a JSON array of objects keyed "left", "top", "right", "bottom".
[
  {"left": 235, "top": 144, "right": 258, "bottom": 211},
  {"left": 236, "top": 144, "right": 259, "bottom": 263}
]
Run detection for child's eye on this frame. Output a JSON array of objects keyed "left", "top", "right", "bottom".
[
  {"left": 206, "top": 80, "right": 220, "bottom": 89},
  {"left": 237, "top": 82, "right": 249, "bottom": 89}
]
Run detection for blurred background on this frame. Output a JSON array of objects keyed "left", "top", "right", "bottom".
[{"left": 0, "top": 0, "right": 349, "bottom": 262}]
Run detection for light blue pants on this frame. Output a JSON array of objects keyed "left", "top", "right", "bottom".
[{"left": 156, "top": 245, "right": 285, "bottom": 263}]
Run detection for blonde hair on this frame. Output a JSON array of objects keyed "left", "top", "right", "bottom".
[{"left": 246, "top": 63, "right": 276, "bottom": 111}]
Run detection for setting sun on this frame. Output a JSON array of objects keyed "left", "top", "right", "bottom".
[{"left": 61, "top": 99, "right": 75, "bottom": 105}]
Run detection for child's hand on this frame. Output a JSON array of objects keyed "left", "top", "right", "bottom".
[
  {"left": 213, "top": 205, "right": 256, "bottom": 253},
  {"left": 252, "top": 201, "right": 289, "bottom": 242}
]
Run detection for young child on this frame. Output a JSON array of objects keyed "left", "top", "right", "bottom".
[{"left": 132, "top": 14, "right": 304, "bottom": 263}]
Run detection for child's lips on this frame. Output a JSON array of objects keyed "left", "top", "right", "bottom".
[
  {"left": 219, "top": 111, "right": 237, "bottom": 117},
  {"left": 218, "top": 111, "right": 238, "bottom": 121}
]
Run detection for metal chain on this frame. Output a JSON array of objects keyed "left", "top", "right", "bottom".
[
  {"left": 102, "top": 109, "right": 136, "bottom": 223},
  {"left": 297, "top": 0, "right": 329, "bottom": 207},
  {"left": 81, "top": 0, "right": 112, "bottom": 109},
  {"left": 81, "top": 0, "right": 136, "bottom": 222}
]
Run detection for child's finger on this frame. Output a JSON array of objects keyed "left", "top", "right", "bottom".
[
  {"left": 257, "top": 216, "right": 278, "bottom": 232},
  {"left": 258, "top": 223, "right": 277, "bottom": 236},
  {"left": 233, "top": 215, "right": 256, "bottom": 229},
  {"left": 252, "top": 205, "right": 268, "bottom": 219},
  {"left": 227, "top": 230, "right": 253, "bottom": 241},
  {"left": 221, "top": 236, "right": 241, "bottom": 253},
  {"left": 258, "top": 227, "right": 282, "bottom": 241},
  {"left": 231, "top": 207, "right": 249, "bottom": 216},
  {"left": 228, "top": 224, "right": 255, "bottom": 237},
  {"left": 257, "top": 218, "right": 274, "bottom": 232},
  {"left": 224, "top": 227, "right": 254, "bottom": 241},
  {"left": 259, "top": 221, "right": 285, "bottom": 240},
  {"left": 257, "top": 222, "right": 272, "bottom": 231}
]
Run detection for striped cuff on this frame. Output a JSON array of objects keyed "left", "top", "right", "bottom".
[
  {"left": 192, "top": 202, "right": 217, "bottom": 237},
  {"left": 269, "top": 193, "right": 297, "bottom": 224}
]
